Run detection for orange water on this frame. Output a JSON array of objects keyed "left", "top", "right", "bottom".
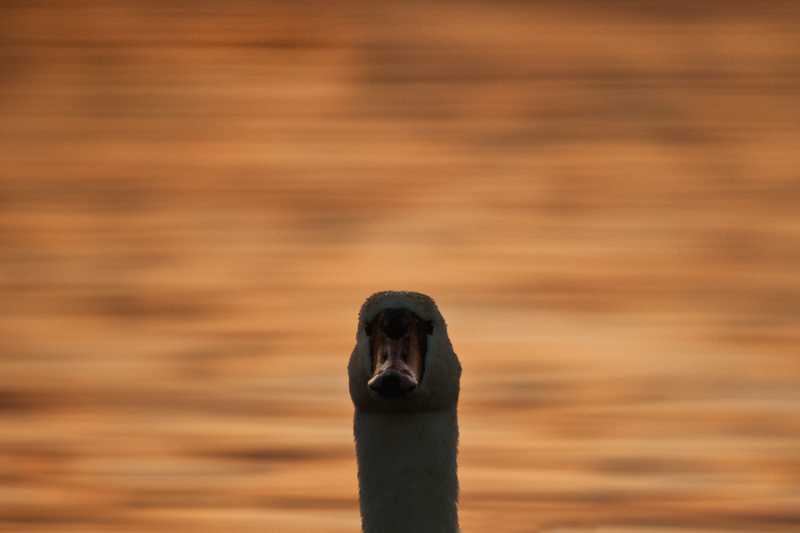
[{"left": 1, "top": 2, "right": 799, "bottom": 532}]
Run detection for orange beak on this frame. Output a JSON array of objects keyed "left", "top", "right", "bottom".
[{"left": 368, "top": 328, "right": 424, "bottom": 399}]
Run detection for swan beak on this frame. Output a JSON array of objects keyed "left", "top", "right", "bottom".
[{"left": 368, "top": 334, "right": 423, "bottom": 399}]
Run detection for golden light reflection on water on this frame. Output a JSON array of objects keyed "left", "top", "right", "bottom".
[{"left": 1, "top": 1, "right": 799, "bottom": 532}]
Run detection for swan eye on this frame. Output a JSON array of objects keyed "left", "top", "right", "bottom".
[
  {"left": 364, "top": 322, "right": 373, "bottom": 336},
  {"left": 424, "top": 320, "right": 433, "bottom": 335}
]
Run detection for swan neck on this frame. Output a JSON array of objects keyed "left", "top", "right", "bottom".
[{"left": 354, "top": 408, "right": 459, "bottom": 533}]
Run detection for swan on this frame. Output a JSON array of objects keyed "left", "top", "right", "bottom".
[{"left": 348, "top": 291, "right": 461, "bottom": 533}]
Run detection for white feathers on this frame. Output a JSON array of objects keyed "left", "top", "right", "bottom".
[{"left": 348, "top": 291, "right": 461, "bottom": 533}]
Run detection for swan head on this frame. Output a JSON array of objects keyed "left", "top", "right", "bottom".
[{"left": 348, "top": 291, "right": 461, "bottom": 413}]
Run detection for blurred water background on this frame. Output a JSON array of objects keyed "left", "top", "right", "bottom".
[{"left": 1, "top": 1, "right": 799, "bottom": 532}]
